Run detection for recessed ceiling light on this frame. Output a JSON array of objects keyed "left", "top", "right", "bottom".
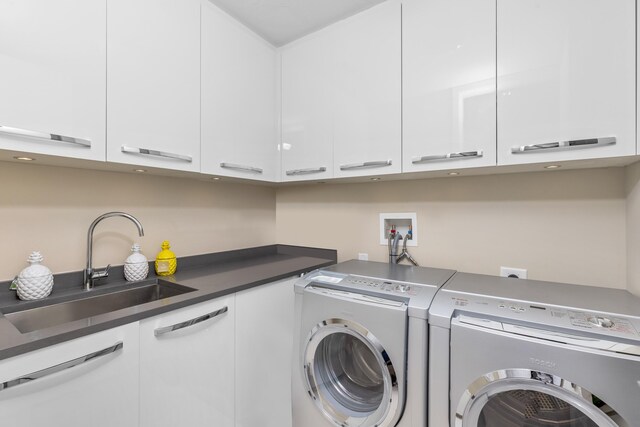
[
  {"left": 448, "top": 172, "right": 460, "bottom": 176},
  {"left": 134, "top": 169, "right": 147, "bottom": 173},
  {"left": 13, "top": 156, "right": 35, "bottom": 161},
  {"left": 212, "top": 177, "right": 221, "bottom": 180},
  {"left": 371, "top": 177, "right": 381, "bottom": 181},
  {"left": 544, "top": 165, "right": 561, "bottom": 169}
]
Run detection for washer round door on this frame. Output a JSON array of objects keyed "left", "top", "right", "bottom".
[
  {"left": 455, "top": 369, "right": 630, "bottom": 427},
  {"left": 303, "top": 318, "right": 400, "bottom": 427}
]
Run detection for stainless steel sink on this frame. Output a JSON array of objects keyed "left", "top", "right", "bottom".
[{"left": 2, "top": 281, "right": 196, "bottom": 334}]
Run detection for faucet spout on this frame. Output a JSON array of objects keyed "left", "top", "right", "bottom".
[{"left": 84, "top": 212, "right": 144, "bottom": 291}]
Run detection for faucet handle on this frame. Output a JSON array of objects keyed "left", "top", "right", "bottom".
[{"left": 92, "top": 264, "right": 111, "bottom": 280}]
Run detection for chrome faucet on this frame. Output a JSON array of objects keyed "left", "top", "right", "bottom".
[{"left": 84, "top": 212, "right": 144, "bottom": 291}]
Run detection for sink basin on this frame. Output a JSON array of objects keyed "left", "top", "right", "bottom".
[{"left": 2, "top": 280, "right": 196, "bottom": 334}]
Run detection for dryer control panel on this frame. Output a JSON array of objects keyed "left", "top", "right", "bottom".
[{"left": 311, "top": 274, "right": 419, "bottom": 297}]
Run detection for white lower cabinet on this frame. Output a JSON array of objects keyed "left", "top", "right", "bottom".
[
  {"left": 139, "top": 295, "right": 235, "bottom": 427},
  {"left": 0, "top": 277, "right": 297, "bottom": 427},
  {"left": 0, "top": 323, "right": 139, "bottom": 427},
  {"left": 235, "top": 277, "right": 296, "bottom": 427}
]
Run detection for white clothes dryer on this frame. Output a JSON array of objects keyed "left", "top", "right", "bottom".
[
  {"left": 292, "top": 260, "right": 455, "bottom": 427},
  {"left": 429, "top": 272, "right": 640, "bottom": 427}
]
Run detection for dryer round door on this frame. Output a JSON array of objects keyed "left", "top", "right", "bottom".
[
  {"left": 303, "top": 318, "right": 400, "bottom": 427},
  {"left": 455, "top": 369, "right": 630, "bottom": 427}
]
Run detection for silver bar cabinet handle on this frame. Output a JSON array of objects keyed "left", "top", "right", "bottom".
[
  {"left": 0, "top": 342, "right": 123, "bottom": 392},
  {"left": 511, "top": 137, "right": 616, "bottom": 154},
  {"left": 340, "top": 160, "right": 392, "bottom": 171},
  {"left": 412, "top": 150, "right": 483, "bottom": 164},
  {"left": 286, "top": 167, "right": 327, "bottom": 176},
  {"left": 154, "top": 306, "right": 229, "bottom": 336},
  {"left": 0, "top": 125, "right": 91, "bottom": 148},
  {"left": 219, "top": 162, "right": 263, "bottom": 174},
  {"left": 121, "top": 145, "right": 192, "bottom": 162}
]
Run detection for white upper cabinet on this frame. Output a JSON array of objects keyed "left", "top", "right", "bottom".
[
  {"left": 403, "top": 0, "right": 496, "bottom": 173},
  {"left": 281, "top": 28, "right": 335, "bottom": 182},
  {"left": 331, "top": 1, "right": 402, "bottom": 178},
  {"left": 497, "top": 0, "right": 636, "bottom": 165},
  {"left": 281, "top": 0, "right": 401, "bottom": 181},
  {"left": 107, "top": 0, "right": 201, "bottom": 172},
  {"left": 201, "top": 1, "right": 278, "bottom": 181},
  {"left": 0, "top": 0, "right": 106, "bottom": 161}
]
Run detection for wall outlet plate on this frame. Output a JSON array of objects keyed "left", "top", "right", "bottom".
[
  {"left": 380, "top": 213, "right": 417, "bottom": 247},
  {"left": 500, "top": 267, "right": 528, "bottom": 279}
]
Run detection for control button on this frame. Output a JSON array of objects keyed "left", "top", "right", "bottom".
[
  {"left": 518, "top": 307, "right": 526, "bottom": 312},
  {"left": 587, "top": 316, "right": 615, "bottom": 328},
  {"left": 395, "top": 284, "right": 410, "bottom": 293},
  {"left": 498, "top": 304, "right": 506, "bottom": 309}
]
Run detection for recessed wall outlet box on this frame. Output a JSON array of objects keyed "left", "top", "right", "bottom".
[
  {"left": 500, "top": 267, "right": 528, "bottom": 279},
  {"left": 358, "top": 253, "right": 369, "bottom": 261},
  {"left": 380, "top": 213, "right": 417, "bottom": 247}
]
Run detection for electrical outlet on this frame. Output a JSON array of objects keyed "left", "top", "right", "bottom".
[
  {"left": 358, "top": 253, "right": 369, "bottom": 261},
  {"left": 500, "top": 267, "right": 527, "bottom": 279}
]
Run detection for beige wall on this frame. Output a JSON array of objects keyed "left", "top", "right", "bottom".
[
  {"left": 626, "top": 161, "right": 640, "bottom": 295},
  {"left": 276, "top": 168, "right": 628, "bottom": 289},
  {"left": 3, "top": 161, "right": 633, "bottom": 291},
  {"left": 1, "top": 162, "right": 276, "bottom": 281}
]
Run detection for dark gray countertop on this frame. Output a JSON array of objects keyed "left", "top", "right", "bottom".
[{"left": 0, "top": 244, "right": 336, "bottom": 361}]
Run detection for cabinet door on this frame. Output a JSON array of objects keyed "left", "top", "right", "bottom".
[
  {"left": 235, "top": 278, "right": 296, "bottom": 427},
  {"left": 0, "top": 0, "right": 106, "bottom": 161},
  {"left": 107, "top": 0, "right": 200, "bottom": 172},
  {"left": 140, "top": 295, "right": 235, "bottom": 427},
  {"left": 332, "top": 1, "right": 402, "bottom": 178},
  {"left": 497, "top": 0, "right": 635, "bottom": 165},
  {"left": 403, "top": 0, "right": 496, "bottom": 173},
  {"left": 0, "top": 323, "right": 139, "bottom": 427},
  {"left": 201, "top": 2, "right": 278, "bottom": 181},
  {"left": 281, "top": 33, "right": 334, "bottom": 182}
]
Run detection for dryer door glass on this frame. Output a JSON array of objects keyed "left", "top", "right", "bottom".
[
  {"left": 315, "top": 332, "right": 384, "bottom": 413},
  {"left": 303, "top": 320, "right": 399, "bottom": 427},
  {"left": 477, "top": 389, "right": 598, "bottom": 426}
]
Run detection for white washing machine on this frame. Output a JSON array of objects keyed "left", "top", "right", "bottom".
[
  {"left": 429, "top": 272, "right": 640, "bottom": 427},
  {"left": 292, "top": 260, "right": 455, "bottom": 427}
]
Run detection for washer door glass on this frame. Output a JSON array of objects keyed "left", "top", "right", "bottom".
[
  {"left": 457, "top": 370, "right": 628, "bottom": 427},
  {"left": 478, "top": 389, "right": 598, "bottom": 426},
  {"left": 304, "top": 320, "right": 399, "bottom": 427}
]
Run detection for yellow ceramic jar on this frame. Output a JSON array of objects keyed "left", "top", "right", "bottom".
[{"left": 155, "top": 240, "right": 177, "bottom": 276}]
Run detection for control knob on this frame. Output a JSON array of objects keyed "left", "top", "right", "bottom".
[
  {"left": 587, "top": 316, "right": 614, "bottom": 328},
  {"left": 395, "top": 284, "right": 410, "bottom": 293}
]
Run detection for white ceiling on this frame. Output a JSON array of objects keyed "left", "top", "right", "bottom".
[{"left": 207, "top": 0, "right": 387, "bottom": 47}]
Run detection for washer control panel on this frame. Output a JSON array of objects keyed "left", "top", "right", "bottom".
[{"left": 450, "top": 295, "right": 640, "bottom": 339}]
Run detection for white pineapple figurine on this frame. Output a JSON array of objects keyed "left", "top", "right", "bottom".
[
  {"left": 124, "top": 243, "right": 149, "bottom": 282},
  {"left": 16, "top": 252, "right": 54, "bottom": 300}
]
